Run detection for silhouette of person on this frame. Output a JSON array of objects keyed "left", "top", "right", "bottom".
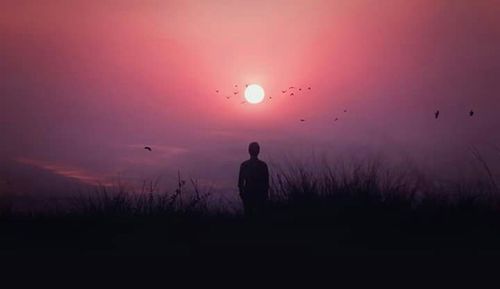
[{"left": 238, "top": 142, "right": 269, "bottom": 217}]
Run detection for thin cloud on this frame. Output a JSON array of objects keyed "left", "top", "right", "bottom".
[{"left": 15, "top": 157, "right": 112, "bottom": 186}]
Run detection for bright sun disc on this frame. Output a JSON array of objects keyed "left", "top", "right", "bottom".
[{"left": 244, "top": 84, "right": 265, "bottom": 104}]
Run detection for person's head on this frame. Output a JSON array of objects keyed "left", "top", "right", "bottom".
[{"left": 248, "top": 142, "right": 260, "bottom": 158}]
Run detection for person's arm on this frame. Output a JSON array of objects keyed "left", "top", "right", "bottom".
[{"left": 238, "top": 163, "right": 245, "bottom": 193}]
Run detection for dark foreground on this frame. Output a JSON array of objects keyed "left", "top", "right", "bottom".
[
  {"left": 2, "top": 199, "right": 500, "bottom": 257},
  {"left": 2, "top": 163, "right": 500, "bottom": 257}
]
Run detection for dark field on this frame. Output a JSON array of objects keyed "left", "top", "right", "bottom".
[{"left": 1, "top": 161, "right": 500, "bottom": 256}]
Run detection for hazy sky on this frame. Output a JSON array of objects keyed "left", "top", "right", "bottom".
[{"left": 1, "top": 0, "right": 500, "bottom": 197}]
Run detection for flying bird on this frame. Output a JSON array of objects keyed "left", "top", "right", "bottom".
[
  {"left": 245, "top": 84, "right": 249, "bottom": 88},
  {"left": 289, "top": 86, "right": 295, "bottom": 89},
  {"left": 241, "top": 101, "right": 247, "bottom": 104},
  {"left": 344, "top": 110, "right": 347, "bottom": 113},
  {"left": 226, "top": 96, "right": 231, "bottom": 99},
  {"left": 308, "top": 87, "right": 311, "bottom": 90},
  {"left": 281, "top": 90, "right": 287, "bottom": 93},
  {"left": 144, "top": 146, "right": 152, "bottom": 151},
  {"left": 334, "top": 118, "right": 339, "bottom": 121},
  {"left": 299, "top": 88, "right": 302, "bottom": 91},
  {"left": 435, "top": 110, "right": 440, "bottom": 119},
  {"left": 470, "top": 110, "right": 474, "bottom": 117},
  {"left": 233, "top": 91, "right": 238, "bottom": 95},
  {"left": 215, "top": 90, "right": 219, "bottom": 93},
  {"left": 290, "top": 93, "right": 295, "bottom": 96},
  {"left": 300, "top": 119, "right": 305, "bottom": 122}
]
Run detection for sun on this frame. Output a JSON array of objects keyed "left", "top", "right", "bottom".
[{"left": 244, "top": 84, "right": 265, "bottom": 104}]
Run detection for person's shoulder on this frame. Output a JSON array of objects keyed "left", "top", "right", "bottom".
[{"left": 242, "top": 158, "right": 267, "bottom": 167}]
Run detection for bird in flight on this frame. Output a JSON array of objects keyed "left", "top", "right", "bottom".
[
  {"left": 233, "top": 91, "right": 238, "bottom": 95},
  {"left": 470, "top": 110, "right": 474, "bottom": 117},
  {"left": 435, "top": 110, "right": 440, "bottom": 119},
  {"left": 299, "top": 88, "right": 302, "bottom": 91},
  {"left": 334, "top": 118, "right": 339, "bottom": 121},
  {"left": 344, "top": 109, "right": 347, "bottom": 113},
  {"left": 215, "top": 90, "right": 219, "bottom": 93},
  {"left": 241, "top": 101, "right": 247, "bottom": 104},
  {"left": 226, "top": 96, "right": 231, "bottom": 99},
  {"left": 290, "top": 93, "right": 295, "bottom": 96},
  {"left": 308, "top": 87, "right": 311, "bottom": 90},
  {"left": 300, "top": 119, "right": 305, "bottom": 122},
  {"left": 281, "top": 90, "right": 287, "bottom": 93},
  {"left": 144, "top": 146, "right": 152, "bottom": 151},
  {"left": 289, "top": 86, "right": 295, "bottom": 89}
]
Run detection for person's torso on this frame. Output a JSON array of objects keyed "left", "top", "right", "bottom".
[{"left": 241, "top": 159, "right": 268, "bottom": 192}]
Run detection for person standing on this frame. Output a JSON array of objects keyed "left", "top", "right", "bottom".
[{"left": 238, "top": 142, "right": 269, "bottom": 217}]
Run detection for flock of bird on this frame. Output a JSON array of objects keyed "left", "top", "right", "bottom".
[
  {"left": 214, "top": 84, "right": 477, "bottom": 123},
  {"left": 434, "top": 109, "right": 475, "bottom": 119},
  {"left": 216, "top": 84, "right": 247, "bottom": 104},
  {"left": 280, "top": 86, "right": 312, "bottom": 97},
  {"left": 215, "top": 83, "right": 312, "bottom": 104},
  {"left": 213, "top": 84, "right": 362, "bottom": 124},
  {"left": 141, "top": 87, "right": 477, "bottom": 152},
  {"left": 325, "top": 109, "right": 475, "bottom": 124}
]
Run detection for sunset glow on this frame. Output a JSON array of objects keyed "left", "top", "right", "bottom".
[{"left": 0, "top": 0, "right": 499, "bottom": 200}]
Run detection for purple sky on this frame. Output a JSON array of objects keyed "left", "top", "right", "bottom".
[{"left": 1, "top": 0, "right": 500, "bottom": 198}]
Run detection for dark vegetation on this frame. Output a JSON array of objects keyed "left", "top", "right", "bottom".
[{"left": 1, "top": 159, "right": 500, "bottom": 256}]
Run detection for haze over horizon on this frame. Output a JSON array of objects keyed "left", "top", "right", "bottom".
[{"left": 1, "top": 0, "right": 500, "bottom": 199}]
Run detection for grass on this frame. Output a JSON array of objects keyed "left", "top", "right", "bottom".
[{"left": 1, "top": 158, "right": 500, "bottom": 256}]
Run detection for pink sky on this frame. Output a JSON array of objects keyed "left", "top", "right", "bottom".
[{"left": 1, "top": 0, "right": 500, "bottom": 196}]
